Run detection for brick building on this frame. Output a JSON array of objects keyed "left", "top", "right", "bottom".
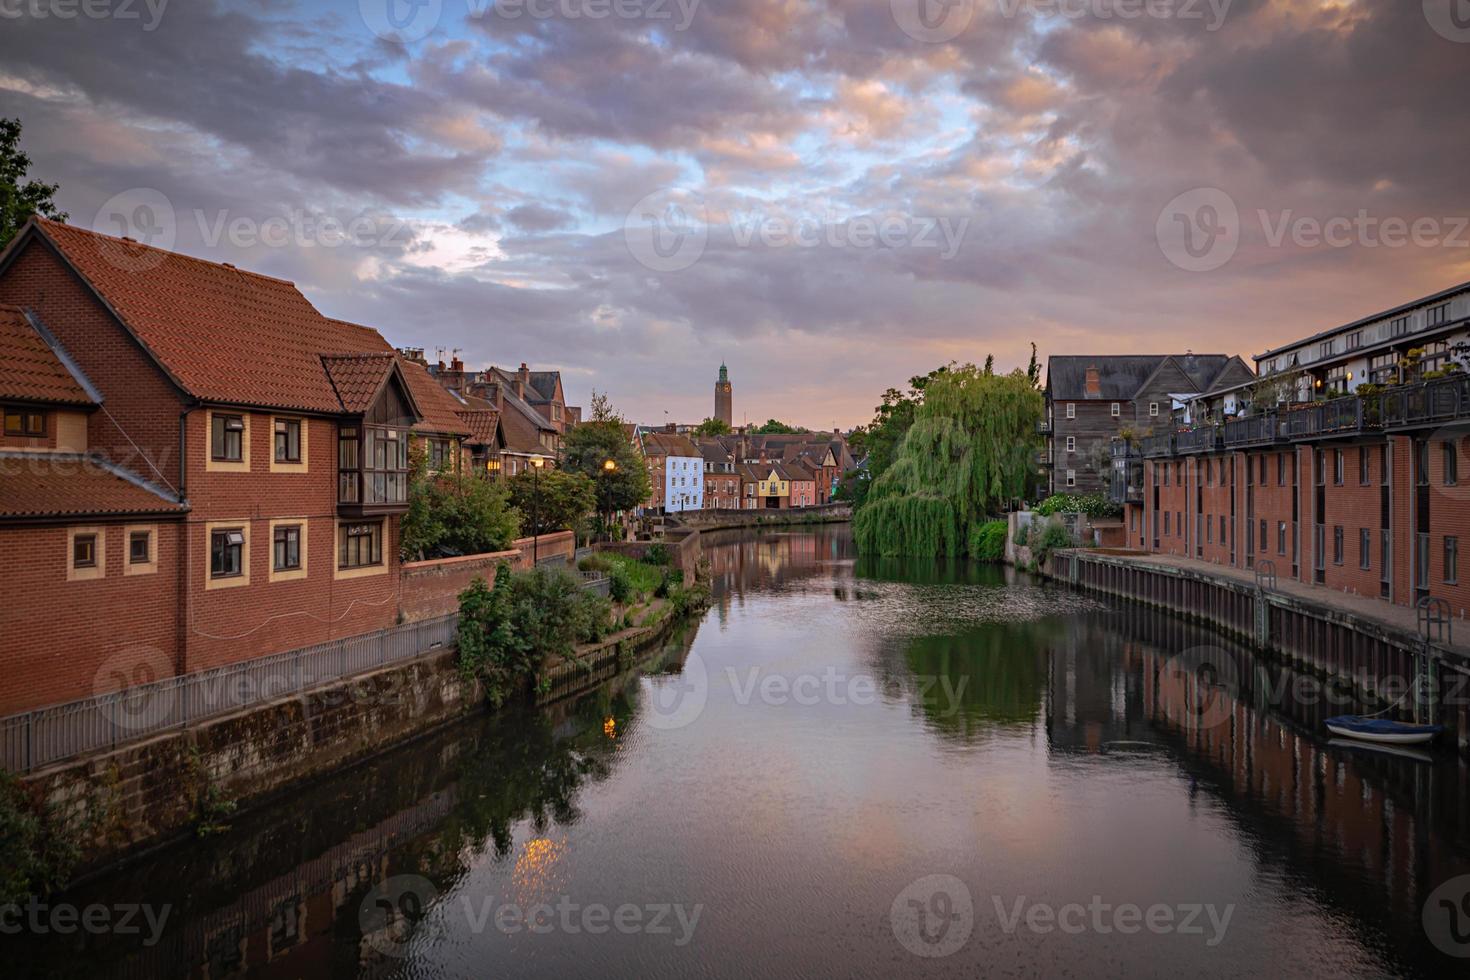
[
  {"left": 1117, "top": 279, "right": 1470, "bottom": 617},
  {"left": 0, "top": 218, "right": 465, "bottom": 714}
]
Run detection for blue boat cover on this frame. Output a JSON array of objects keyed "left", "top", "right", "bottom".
[{"left": 1325, "top": 715, "right": 1443, "bottom": 735}]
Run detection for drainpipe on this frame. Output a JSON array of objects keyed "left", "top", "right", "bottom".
[{"left": 176, "top": 403, "right": 198, "bottom": 678}]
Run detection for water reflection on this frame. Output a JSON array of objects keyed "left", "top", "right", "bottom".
[{"left": 16, "top": 527, "right": 1470, "bottom": 978}]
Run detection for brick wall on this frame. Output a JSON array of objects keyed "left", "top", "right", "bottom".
[
  {"left": 0, "top": 521, "right": 182, "bottom": 714},
  {"left": 399, "top": 549, "right": 523, "bottom": 622},
  {"left": 1315, "top": 442, "right": 1387, "bottom": 599}
]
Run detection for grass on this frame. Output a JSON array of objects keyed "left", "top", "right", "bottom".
[{"left": 602, "top": 553, "right": 666, "bottom": 603}]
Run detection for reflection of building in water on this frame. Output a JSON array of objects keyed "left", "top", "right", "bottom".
[
  {"left": 1044, "top": 603, "right": 1470, "bottom": 972},
  {"left": 705, "top": 527, "right": 858, "bottom": 612}
]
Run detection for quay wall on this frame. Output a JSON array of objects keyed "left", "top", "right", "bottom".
[{"left": 1048, "top": 549, "right": 1470, "bottom": 755}]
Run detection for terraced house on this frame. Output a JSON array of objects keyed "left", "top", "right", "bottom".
[
  {"left": 0, "top": 218, "right": 464, "bottom": 715},
  {"left": 1112, "top": 279, "right": 1470, "bottom": 618}
]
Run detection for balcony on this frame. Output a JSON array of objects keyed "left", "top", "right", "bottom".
[
  {"left": 1221, "top": 412, "right": 1283, "bottom": 448},
  {"left": 1141, "top": 433, "right": 1175, "bottom": 458},
  {"left": 1036, "top": 448, "right": 1054, "bottom": 467},
  {"left": 1377, "top": 373, "right": 1470, "bottom": 430},
  {"left": 1037, "top": 419, "right": 1052, "bottom": 435},
  {"left": 1110, "top": 438, "right": 1139, "bottom": 459},
  {"left": 1109, "top": 458, "right": 1144, "bottom": 505},
  {"left": 337, "top": 423, "right": 411, "bottom": 517},
  {"left": 1176, "top": 424, "right": 1223, "bottom": 454},
  {"left": 1280, "top": 395, "right": 1374, "bottom": 441}
]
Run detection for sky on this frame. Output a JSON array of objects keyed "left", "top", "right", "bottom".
[{"left": 2, "top": 0, "right": 1468, "bottom": 428}]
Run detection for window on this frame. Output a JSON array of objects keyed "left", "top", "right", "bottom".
[
  {"left": 365, "top": 428, "right": 409, "bottom": 504},
  {"left": 1278, "top": 522, "right": 1288, "bottom": 555},
  {"left": 212, "top": 413, "right": 244, "bottom": 461},
  {"left": 1260, "top": 520, "right": 1267, "bottom": 551},
  {"left": 273, "top": 525, "right": 302, "bottom": 572},
  {"left": 1427, "top": 303, "right": 1450, "bottom": 327},
  {"left": 1368, "top": 352, "right": 1397, "bottom": 385},
  {"left": 1346, "top": 331, "right": 1362, "bottom": 351},
  {"left": 3, "top": 408, "right": 45, "bottom": 437},
  {"left": 1444, "top": 442, "right": 1458, "bottom": 486},
  {"left": 1447, "top": 536, "right": 1460, "bottom": 584},
  {"left": 1278, "top": 454, "right": 1286, "bottom": 487},
  {"left": 1066, "top": 403, "right": 1076, "bottom": 419},
  {"left": 73, "top": 533, "right": 97, "bottom": 569},
  {"left": 1164, "top": 512, "right": 1170, "bottom": 535},
  {"left": 1220, "top": 515, "right": 1226, "bottom": 545},
  {"left": 338, "top": 426, "right": 360, "bottom": 502},
  {"left": 1417, "top": 440, "right": 1430, "bottom": 487},
  {"left": 1360, "top": 529, "right": 1371, "bottom": 570},
  {"left": 1318, "top": 340, "right": 1335, "bottom": 360},
  {"left": 1390, "top": 315, "right": 1410, "bottom": 338},
  {"left": 1110, "top": 402, "right": 1120, "bottom": 418},
  {"left": 339, "top": 522, "right": 382, "bottom": 569},
  {"left": 1066, "top": 436, "right": 1076, "bottom": 453},
  {"left": 273, "top": 418, "right": 301, "bottom": 463},
  {"left": 129, "top": 531, "right": 150, "bottom": 565},
  {"left": 1260, "top": 455, "right": 1268, "bottom": 484},
  {"left": 1333, "top": 450, "right": 1344, "bottom": 486},
  {"left": 1149, "top": 402, "right": 1159, "bottom": 417},
  {"left": 1333, "top": 526, "right": 1343, "bottom": 565},
  {"left": 427, "top": 438, "right": 452, "bottom": 471},
  {"left": 1359, "top": 449, "right": 1370, "bottom": 486},
  {"left": 211, "top": 528, "right": 244, "bottom": 578}
]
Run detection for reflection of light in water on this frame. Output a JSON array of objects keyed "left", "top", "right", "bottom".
[
  {"left": 604, "top": 717, "right": 617, "bottom": 739},
  {"left": 512, "top": 837, "right": 568, "bottom": 905}
]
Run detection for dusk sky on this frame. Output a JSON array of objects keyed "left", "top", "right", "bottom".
[{"left": 2, "top": 0, "right": 1468, "bottom": 427}]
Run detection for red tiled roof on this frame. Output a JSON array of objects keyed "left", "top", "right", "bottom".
[
  {"left": 397, "top": 358, "right": 471, "bottom": 436},
  {"left": 456, "top": 409, "right": 501, "bottom": 447},
  {"left": 321, "top": 353, "right": 396, "bottom": 413},
  {"left": 0, "top": 453, "right": 187, "bottom": 519},
  {"left": 0, "top": 305, "right": 95, "bottom": 406},
  {"left": 28, "top": 218, "right": 394, "bottom": 413}
]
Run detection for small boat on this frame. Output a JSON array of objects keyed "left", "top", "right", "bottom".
[
  {"left": 1324, "top": 715, "right": 1442, "bottom": 745},
  {"left": 1326, "top": 738, "right": 1436, "bottom": 764}
]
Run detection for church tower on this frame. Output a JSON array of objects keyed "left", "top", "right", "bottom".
[{"left": 715, "top": 362, "right": 733, "bottom": 427}]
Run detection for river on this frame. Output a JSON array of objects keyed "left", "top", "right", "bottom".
[{"left": 13, "top": 525, "right": 1470, "bottom": 977}]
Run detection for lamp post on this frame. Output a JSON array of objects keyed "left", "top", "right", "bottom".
[
  {"left": 530, "top": 454, "right": 545, "bottom": 565},
  {"left": 601, "top": 458, "right": 618, "bottom": 541}
]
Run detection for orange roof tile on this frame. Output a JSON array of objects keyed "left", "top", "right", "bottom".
[
  {"left": 0, "top": 453, "right": 187, "bottom": 520},
  {"left": 456, "top": 409, "right": 501, "bottom": 447},
  {"left": 397, "top": 357, "right": 471, "bottom": 436},
  {"left": 0, "top": 305, "right": 96, "bottom": 406},
  {"left": 321, "top": 353, "right": 397, "bottom": 413},
  {"left": 28, "top": 218, "right": 394, "bottom": 413}
]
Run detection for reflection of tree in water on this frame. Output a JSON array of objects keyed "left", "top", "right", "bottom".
[
  {"left": 896, "top": 620, "right": 1058, "bottom": 743},
  {"left": 855, "top": 552, "right": 1011, "bottom": 588},
  {"left": 435, "top": 686, "right": 639, "bottom": 863}
]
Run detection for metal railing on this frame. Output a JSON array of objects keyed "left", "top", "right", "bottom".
[
  {"left": 1221, "top": 412, "right": 1282, "bottom": 448},
  {"left": 1281, "top": 395, "right": 1372, "bottom": 440},
  {"left": 1378, "top": 373, "right": 1470, "bottom": 429},
  {"left": 1141, "top": 433, "right": 1175, "bottom": 458},
  {"left": 1176, "top": 425, "right": 1222, "bottom": 454},
  {"left": 1, "top": 613, "right": 459, "bottom": 774}
]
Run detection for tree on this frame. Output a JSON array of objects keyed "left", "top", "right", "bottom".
[
  {"left": 560, "top": 419, "right": 652, "bottom": 533},
  {"left": 587, "top": 389, "right": 622, "bottom": 424},
  {"left": 853, "top": 366, "right": 947, "bottom": 507},
  {"left": 401, "top": 447, "right": 522, "bottom": 560},
  {"left": 755, "top": 419, "right": 804, "bottom": 434},
  {"left": 853, "top": 364, "right": 1042, "bottom": 557},
  {"left": 0, "top": 118, "right": 65, "bottom": 251},
  {"left": 693, "top": 417, "right": 732, "bottom": 437},
  {"left": 509, "top": 468, "right": 597, "bottom": 536}
]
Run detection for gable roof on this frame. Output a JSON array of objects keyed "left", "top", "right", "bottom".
[
  {"left": 0, "top": 305, "right": 98, "bottom": 406},
  {"left": 644, "top": 432, "right": 700, "bottom": 458},
  {"left": 0, "top": 452, "right": 187, "bottom": 520},
  {"left": 321, "top": 353, "right": 399, "bottom": 413},
  {"left": 456, "top": 410, "right": 502, "bottom": 448},
  {"left": 1045, "top": 354, "right": 1237, "bottom": 401},
  {"left": 394, "top": 356, "right": 470, "bottom": 436},
  {"left": 13, "top": 218, "right": 400, "bottom": 414}
]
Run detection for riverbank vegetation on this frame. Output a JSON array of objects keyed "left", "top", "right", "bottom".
[
  {"left": 400, "top": 448, "right": 522, "bottom": 561},
  {"left": 0, "top": 770, "right": 78, "bottom": 905},
  {"left": 853, "top": 359, "right": 1043, "bottom": 557}
]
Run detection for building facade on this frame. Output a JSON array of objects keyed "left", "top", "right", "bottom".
[
  {"left": 715, "top": 362, "right": 733, "bottom": 427},
  {"left": 1113, "top": 280, "right": 1470, "bottom": 618}
]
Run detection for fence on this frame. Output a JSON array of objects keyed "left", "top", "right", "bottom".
[{"left": 1, "top": 613, "right": 459, "bottom": 775}]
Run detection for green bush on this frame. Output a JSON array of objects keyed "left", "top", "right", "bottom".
[
  {"left": 969, "top": 520, "right": 1008, "bottom": 562},
  {"left": 1028, "top": 518, "right": 1074, "bottom": 565},
  {"left": 1036, "top": 493, "right": 1120, "bottom": 520},
  {"left": 601, "top": 554, "right": 664, "bottom": 602},
  {"left": 642, "top": 543, "right": 671, "bottom": 566},
  {"left": 577, "top": 554, "right": 611, "bottom": 573},
  {"left": 608, "top": 566, "right": 633, "bottom": 603},
  {"left": 0, "top": 770, "right": 78, "bottom": 905}
]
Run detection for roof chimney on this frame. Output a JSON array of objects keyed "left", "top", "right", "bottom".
[
  {"left": 450, "top": 355, "right": 463, "bottom": 373},
  {"left": 1085, "top": 365, "right": 1101, "bottom": 397}
]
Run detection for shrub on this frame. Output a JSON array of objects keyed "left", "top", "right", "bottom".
[
  {"left": 608, "top": 566, "right": 632, "bottom": 603},
  {"left": 642, "top": 543, "right": 671, "bottom": 566},
  {"left": 577, "top": 554, "right": 611, "bottom": 573},
  {"left": 1028, "top": 518, "right": 1074, "bottom": 565},
  {"left": 1035, "top": 492, "right": 1119, "bottom": 520},
  {"left": 0, "top": 770, "right": 78, "bottom": 905},
  {"left": 969, "top": 520, "right": 1008, "bottom": 562}
]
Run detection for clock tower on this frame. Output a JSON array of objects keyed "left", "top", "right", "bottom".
[{"left": 715, "top": 363, "right": 733, "bottom": 427}]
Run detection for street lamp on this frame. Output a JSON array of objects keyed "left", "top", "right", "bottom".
[
  {"left": 601, "top": 458, "right": 618, "bottom": 541},
  {"left": 530, "top": 454, "right": 545, "bottom": 565}
]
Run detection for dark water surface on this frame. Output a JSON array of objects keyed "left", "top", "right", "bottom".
[{"left": 14, "top": 526, "right": 1470, "bottom": 978}]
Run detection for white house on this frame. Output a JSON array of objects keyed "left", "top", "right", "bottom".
[{"left": 642, "top": 431, "right": 705, "bottom": 513}]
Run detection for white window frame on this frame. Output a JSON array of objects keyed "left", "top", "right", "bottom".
[
  {"left": 1065, "top": 403, "right": 1075, "bottom": 419},
  {"left": 1065, "top": 469, "right": 1076, "bottom": 487},
  {"left": 1149, "top": 402, "right": 1159, "bottom": 417},
  {"left": 1065, "top": 436, "right": 1076, "bottom": 453},
  {"left": 1110, "top": 402, "right": 1120, "bottom": 418}
]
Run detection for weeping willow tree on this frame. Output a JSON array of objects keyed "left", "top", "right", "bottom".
[{"left": 853, "top": 363, "right": 1041, "bottom": 557}]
